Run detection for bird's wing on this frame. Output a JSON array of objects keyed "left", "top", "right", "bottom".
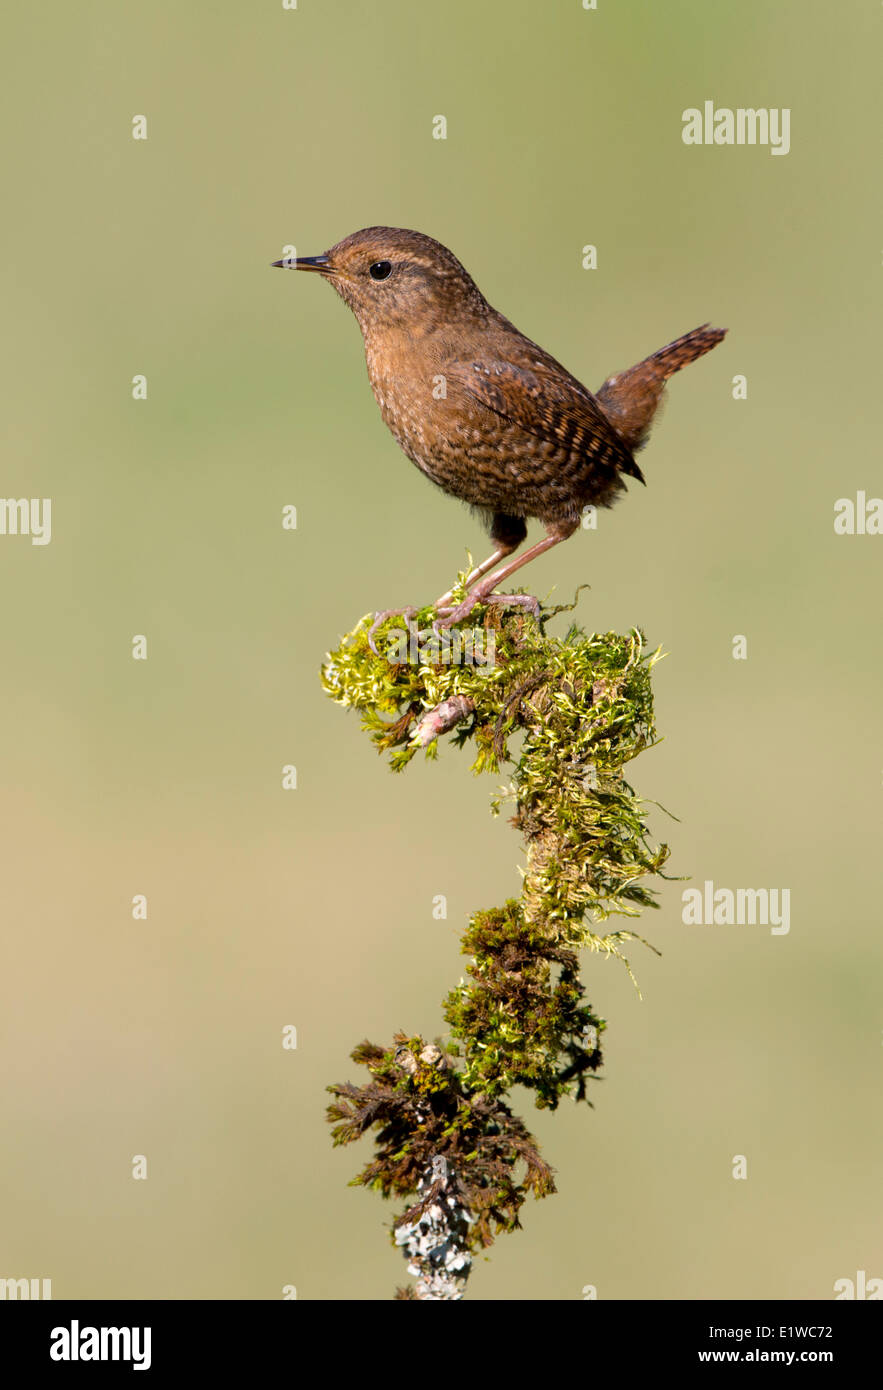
[{"left": 445, "top": 356, "right": 643, "bottom": 480}]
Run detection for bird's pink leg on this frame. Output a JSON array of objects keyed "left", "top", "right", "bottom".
[
  {"left": 434, "top": 525, "right": 576, "bottom": 629},
  {"left": 434, "top": 543, "right": 517, "bottom": 609}
]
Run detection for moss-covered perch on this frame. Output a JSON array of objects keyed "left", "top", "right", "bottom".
[{"left": 322, "top": 594, "right": 668, "bottom": 1299}]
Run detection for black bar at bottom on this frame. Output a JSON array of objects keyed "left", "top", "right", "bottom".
[{"left": 2, "top": 1298, "right": 876, "bottom": 1373}]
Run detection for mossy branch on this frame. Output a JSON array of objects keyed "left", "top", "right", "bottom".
[{"left": 322, "top": 593, "right": 668, "bottom": 1298}]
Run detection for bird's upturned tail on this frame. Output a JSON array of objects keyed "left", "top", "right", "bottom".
[{"left": 597, "top": 323, "right": 727, "bottom": 453}]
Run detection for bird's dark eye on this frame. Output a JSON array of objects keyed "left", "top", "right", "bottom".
[{"left": 369, "top": 261, "right": 392, "bottom": 281}]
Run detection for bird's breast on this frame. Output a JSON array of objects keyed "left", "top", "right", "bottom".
[{"left": 365, "top": 344, "right": 451, "bottom": 479}]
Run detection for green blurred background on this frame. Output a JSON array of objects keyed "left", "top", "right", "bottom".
[{"left": 1, "top": 0, "right": 880, "bottom": 1300}]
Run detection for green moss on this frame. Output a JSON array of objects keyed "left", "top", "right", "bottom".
[{"left": 323, "top": 597, "right": 668, "bottom": 1276}]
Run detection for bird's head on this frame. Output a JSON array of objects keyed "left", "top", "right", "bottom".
[{"left": 272, "top": 226, "right": 488, "bottom": 337}]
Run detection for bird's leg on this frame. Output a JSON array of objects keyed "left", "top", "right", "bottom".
[
  {"left": 434, "top": 512, "right": 527, "bottom": 608},
  {"left": 434, "top": 545, "right": 512, "bottom": 608},
  {"left": 434, "top": 523, "right": 577, "bottom": 630}
]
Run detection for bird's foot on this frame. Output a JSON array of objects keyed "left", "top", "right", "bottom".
[
  {"left": 483, "top": 592, "right": 542, "bottom": 619},
  {"left": 368, "top": 607, "right": 417, "bottom": 657},
  {"left": 433, "top": 589, "right": 541, "bottom": 633}
]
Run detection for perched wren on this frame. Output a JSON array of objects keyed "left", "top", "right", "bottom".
[{"left": 272, "top": 227, "right": 726, "bottom": 625}]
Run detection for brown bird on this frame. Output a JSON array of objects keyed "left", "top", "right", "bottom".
[{"left": 272, "top": 227, "right": 725, "bottom": 627}]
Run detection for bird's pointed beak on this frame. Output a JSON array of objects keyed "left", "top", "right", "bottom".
[{"left": 271, "top": 253, "right": 335, "bottom": 274}]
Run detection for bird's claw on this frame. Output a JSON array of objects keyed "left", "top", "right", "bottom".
[
  {"left": 368, "top": 607, "right": 417, "bottom": 657},
  {"left": 433, "top": 591, "right": 541, "bottom": 632},
  {"left": 485, "top": 592, "right": 542, "bottom": 619}
]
